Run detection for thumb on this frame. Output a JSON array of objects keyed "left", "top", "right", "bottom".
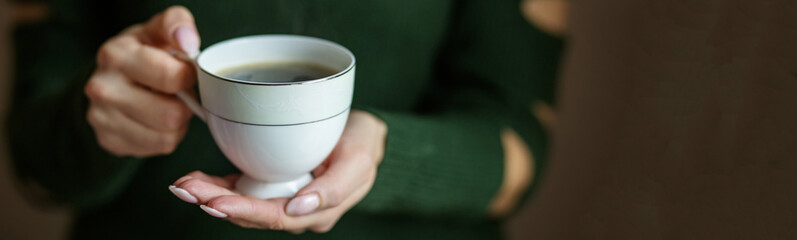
[
  {"left": 285, "top": 152, "right": 375, "bottom": 216},
  {"left": 143, "top": 5, "right": 200, "bottom": 57}
]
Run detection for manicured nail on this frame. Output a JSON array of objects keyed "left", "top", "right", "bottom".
[
  {"left": 200, "top": 205, "right": 228, "bottom": 218},
  {"left": 174, "top": 26, "right": 199, "bottom": 58},
  {"left": 168, "top": 185, "right": 198, "bottom": 204},
  {"left": 286, "top": 193, "right": 320, "bottom": 216}
]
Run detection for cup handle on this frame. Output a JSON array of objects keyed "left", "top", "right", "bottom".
[
  {"left": 171, "top": 49, "right": 206, "bottom": 122},
  {"left": 177, "top": 90, "right": 207, "bottom": 122}
]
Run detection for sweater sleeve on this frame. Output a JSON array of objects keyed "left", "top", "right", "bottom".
[
  {"left": 353, "top": 0, "right": 563, "bottom": 218},
  {"left": 6, "top": 0, "right": 144, "bottom": 209}
]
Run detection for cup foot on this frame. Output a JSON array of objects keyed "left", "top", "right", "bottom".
[{"left": 235, "top": 174, "right": 313, "bottom": 199}]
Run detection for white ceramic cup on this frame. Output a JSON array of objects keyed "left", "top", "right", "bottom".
[{"left": 177, "top": 35, "right": 355, "bottom": 199}]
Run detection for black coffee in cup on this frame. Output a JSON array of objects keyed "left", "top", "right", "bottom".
[{"left": 216, "top": 61, "right": 338, "bottom": 83}]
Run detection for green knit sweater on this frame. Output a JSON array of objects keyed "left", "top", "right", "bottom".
[{"left": 7, "top": 0, "right": 562, "bottom": 239}]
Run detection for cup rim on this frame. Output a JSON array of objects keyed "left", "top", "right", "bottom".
[{"left": 196, "top": 34, "right": 356, "bottom": 86}]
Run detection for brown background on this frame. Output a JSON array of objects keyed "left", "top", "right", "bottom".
[
  {"left": 0, "top": 2, "right": 71, "bottom": 239},
  {"left": 521, "top": 0, "right": 797, "bottom": 239}
]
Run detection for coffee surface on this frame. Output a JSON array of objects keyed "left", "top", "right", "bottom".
[{"left": 216, "top": 61, "right": 338, "bottom": 83}]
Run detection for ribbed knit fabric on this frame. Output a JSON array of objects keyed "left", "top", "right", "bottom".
[
  {"left": 354, "top": 109, "right": 504, "bottom": 218},
  {"left": 7, "top": 0, "right": 563, "bottom": 239}
]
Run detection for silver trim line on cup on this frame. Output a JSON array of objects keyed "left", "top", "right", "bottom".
[{"left": 207, "top": 107, "right": 351, "bottom": 126}]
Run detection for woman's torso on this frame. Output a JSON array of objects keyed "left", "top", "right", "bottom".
[{"left": 72, "top": 0, "right": 503, "bottom": 239}]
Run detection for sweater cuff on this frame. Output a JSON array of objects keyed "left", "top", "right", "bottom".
[{"left": 352, "top": 108, "right": 504, "bottom": 218}]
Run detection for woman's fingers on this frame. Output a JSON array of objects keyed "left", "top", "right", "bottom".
[
  {"left": 173, "top": 178, "right": 238, "bottom": 204},
  {"left": 122, "top": 44, "right": 196, "bottom": 94},
  {"left": 87, "top": 110, "right": 151, "bottom": 157},
  {"left": 175, "top": 171, "right": 238, "bottom": 188},
  {"left": 204, "top": 195, "right": 293, "bottom": 230},
  {"left": 87, "top": 6, "right": 200, "bottom": 157},
  {"left": 285, "top": 111, "right": 385, "bottom": 216},
  {"left": 286, "top": 151, "right": 375, "bottom": 216},
  {"left": 280, "top": 111, "right": 386, "bottom": 229},
  {"left": 86, "top": 74, "right": 187, "bottom": 156},
  {"left": 105, "top": 23, "right": 196, "bottom": 94},
  {"left": 168, "top": 173, "right": 292, "bottom": 230},
  {"left": 170, "top": 171, "right": 370, "bottom": 233},
  {"left": 311, "top": 159, "right": 331, "bottom": 177},
  {"left": 89, "top": 34, "right": 192, "bottom": 154},
  {"left": 167, "top": 170, "right": 348, "bottom": 232},
  {"left": 141, "top": 5, "right": 199, "bottom": 55},
  {"left": 170, "top": 171, "right": 239, "bottom": 204},
  {"left": 293, "top": 183, "right": 373, "bottom": 233},
  {"left": 168, "top": 172, "right": 346, "bottom": 232},
  {"left": 88, "top": 68, "right": 192, "bottom": 132}
]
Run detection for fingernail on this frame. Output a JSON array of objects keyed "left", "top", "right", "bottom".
[
  {"left": 174, "top": 26, "right": 199, "bottom": 58},
  {"left": 200, "top": 205, "right": 228, "bottom": 218},
  {"left": 286, "top": 193, "right": 320, "bottom": 216},
  {"left": 168, "top": 185, "right": 198, "bottom": 204}
]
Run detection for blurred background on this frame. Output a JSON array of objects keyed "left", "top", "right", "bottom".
[{"left": 0, "top": 1, "right": 71, "bottom": 239}]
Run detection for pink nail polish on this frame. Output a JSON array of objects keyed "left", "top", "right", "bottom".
[
  {"left": 286, "top": 193, "right": 320, "bottom": 216},
  {"left": 174, "top": 26, "right": 199, "bottom": 58},
  {"left": 200, "top": 205, "right": 228, "bottom": 218},
  {"left": 168, "top": 185, "right": 198, "bottom": 204}
]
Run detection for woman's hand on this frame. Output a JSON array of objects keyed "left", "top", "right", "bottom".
[
  {"left": 85, "top": 6, "right": 200, "bottom": 157},
  {"left": 169, "top": 110, "right": 387, "bottom": 233},
  {"left": 521, "top": 0, "right": 569, "bottom": 36}
]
